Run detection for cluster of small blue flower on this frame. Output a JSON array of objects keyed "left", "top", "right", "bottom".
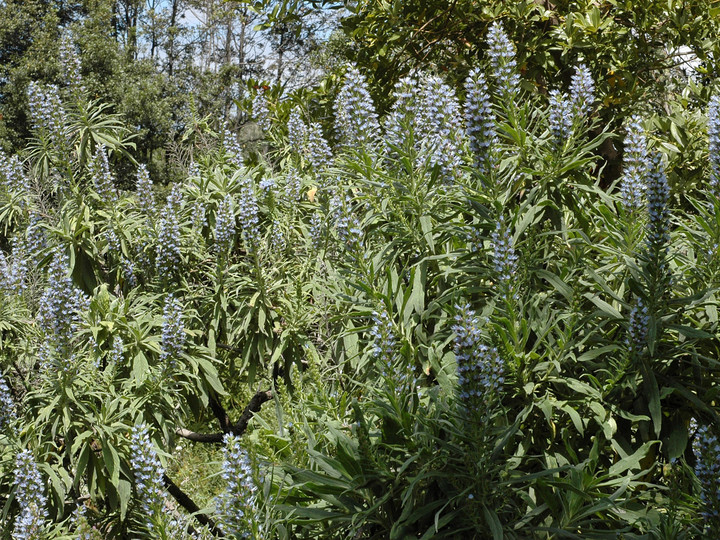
[
  {"left": 548, "top": 65, "right": 595, "bottom": 147},
  {"left": 620, "top": 115, "right": 649, "bottom": 210},
  {"left": 0, "top": 373, "right": 17, "bottom": 433},
  {"left": 37, "top": 248, "right": 88, "bottom": 363},
  {"left": 136, "top": 164, "right": 156, "bottom": 217},
  {"left": 0, "top": 240, "right": 28, "bottom": 295},
  {"left": 416, "top": 74, "right": 465, "bottom": 181},
  {"left": 464, "top": 69, "right": 497, "bottom": 173},
  {"left": 491, "top": 218, "right": 519, "bottom": 299},
  {"left": 252, "top": 89, "right": 271, "bottom": 132},
  {"left": 13, "top": 449, "right": 48, "bottom": 539},
  {"left": 156, "top": 186, "right": 183, "bottom": 275},
  {"left": 0, "top": 152, "right": 30, "bottom": 194},
  {"left": 27, "top": 82, "right": 68, "bottom": 151},
  {"left": 487, "top": 22, "right": 520, "bottom": 99},
  {"left": 216, "top": 433, "right": 259, "bottom": 538},
  {"left": 691, "top": 420, "right": 720, "bottom": 526},
  {"left": 129, "top": 424, "right": 166, "bottom": 525},
  {"left": 91, "top": 145, "right": 118, "bottom": 204},
  {"left": 644, "top": 153, "right": 670, "bottom": 253},
  {"left": 335, "top": 64, "right": 380, "bottom": 150},
  {"left": 709, "top": 95, "right": 720, "bottom": 193},
  {"left": 626, "top": 298, "right": 649, "bottom": 355},
  {"left": 160, "top": 294, "right": 185, "bottom": 367},
  {"left": 370, "top": 308, "right": 396, "bottom": 375},
  {"left": 59, "top": 33, "right": 84, "bottom": 92},
  {"left": 453, "top": 304, "right": 504, "bottom": 407},
  {"left": 214, "top": 194, "right": 236, "bottom": 253}
]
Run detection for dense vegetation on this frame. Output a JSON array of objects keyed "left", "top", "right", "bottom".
[{"left": 1, "top": 2, "right": 720, "bottom": 539}]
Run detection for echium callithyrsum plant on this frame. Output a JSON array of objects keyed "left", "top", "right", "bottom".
[
  {"left": 620, "top": 115, "right": 650, "bottom": 210},
  {"left": 464, "top": 68, "right": 497, "bottom": 173},
  {"left": 486, "top": 21, "right": 520, "bottom": 99},
  {"left": 90, "top": 145, "right": 117, "bottom": 204},
  {"left": 642, "top": 152, "right": 671, "bottom": 311},
  {"left": 215, "top": 194, "right": 236, "bottom": 254},
  {"left": 453, "top": 304, "right": 504, "bottom": 409},
  {"left": 0, "top": 373, "right": 17, "bottom": 433},
  {"left": 331, "top": 194, "right": 363, "bottom": 247},
  {"left": 626, "top": 298, "right": 649, "bottom": 356},
  {"left": 252, "top": 89, "right": 271, "bottom": 132},
  {"left": 13, "top": 449, "right": 48, "bottom": 539},
  {"left": 335, "top": 64, "right": 380, "bottom": 150},
  {"left": 491, "top": 217, "right": 519, "bottom": 301},
  {"left": 414, "top": 74, "right": 465, "bottom": 181},
  {"left": 369, "top": 308, "right": 396, "bottom": 377},
  {"left": 548, "top": 90, "right": 573, "bottom": 147},
  {"left": 0, "top": 153, "right": 30, "bottom": 194},
  {"left": 569, "top": 64, "right": 595, "bottom": 117},
  {"left": 27, "top": 82, "right": 67, "bottom": 150},
  {"left": 237, "top": 177, "right": 260, "bottom": 248},
  {"left": 0, "top": 240, "right": 28, "bottom": 295},
  {"left": 306, "top": 121, "right": 333, "bottom": 171},
  {"left": 136, "top": 164, "right": 155, "bottom": 216},
  {"left": 708, "top": 94, "right": 720, "bottom": 194},
  {"left": 384, "top": 76, "right": 417, "bottom": 151},
  {"left": 129, "top": 424, "right": 165, "bottom": 528},
  {"left": 159, "top": 294, "right": 185, "bottom": 368},
  {"left": 287, "top": 107, "right": 308, "bottom": 154},
  {"left": 156, "top": 185, "right": 182, "bottom": 275},
  {"left": 223, "top": 123, "right": 243, "bottom": 168},
  {"left": 691, "top": 420, "right": 720, "bottom": 530},
  {"left": 59, "top": 33, "right": 83, "bottom": 93},
  {"left": 216, "top": 434, "right": 261, "bottom": 538},
  {"left": 37, "top": 248, "right": 88, "bottom": 365}
]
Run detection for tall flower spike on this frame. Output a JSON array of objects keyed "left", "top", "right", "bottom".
[
  {"left": 453, "top": 304, "right": 505, "bottom": 408},
  {"left": 0, "top": 153, "right": 30, "bottom": 194},
  {"left": 486, "top": 22, "right": 520, "bottom": 98},
  {"left": 287, "top": 107, "right": 308, "bottom": 154},
  {"left": 384, "top": 76, "right": 418, "bottom": 151},
  {"left": 335, "top": 64, "right": 381, "bottom": 150},
  {"left": 223, "top": 123, "right": 243, "bottom": 168},
  {"left": 464, "top": 68, "right": 497, "bottom": 172},
  {"left": 129, "top": 424, "right": 165, "bottom": 523},
  {"left": 252, "top": 89, "right": 271, "bottom": 132},
  {"left": 156, "top": 186, "right": 182, "bottom": 275},
  {"left": 237, "top": 178, "right": 260, "bottom": 248},
  {"left": 27, "top": 82, "right": 67, "bottom": 150},
  {"left": 491, "top": 217, "right": 519, "bottom": 298},
  {"left": 709, "top": 94, "right": 720, "bottom": 193},
  {"left": 136, "top": 164, "right": 155, "bottom": 216},
  {"left": 284, "top": 166, "right": 302, "bottom": 201},
  {"left": 332, "top": 194, "right": 363, "bottom": 247},
  {"left": 0, "top": 373, "right": 17, "bottom": 433},
  {"left": 37, "top": 248, "right": 87, "bottom": 363},
  {"left": 548, "top": 90, "right": 573, "bottom": 147},
  {"left": 415, "top": 74, "right": 465, "bottom": 182},
  {"left": 370, "top": 308, "right": 396, "bottom": 376},
  {"left": 90, "top": 145, "right": 118, "bottom": 204},
  {"left": 214, "top": 195, "right": 236, "bottom": 253},
  {"left": 569, "top": 64, "right": 595, "bottom": 118},
  {"left": 645, "top": 152, "right": 671, "bottom": 250},
  {"left": 160, "top": 294, "right": 185, "bottom": 367},
  {"left": 620, "top": 115, "right": 650, "bottom": 210},
  {"left": 306, "top": 122, "right": 333, "bottom": 171},
  {"left": 627, "top": 298, "right": 649, "bottom": 355},
  {"left": 13, "top": 450, "right": 48, "bottom": 539},
  {"left": 692, "top": 421, "right": 720, "bottom": 527},
  {"left": 0, "top": 239, "right": 28, "bottom": 295},
  {"left": 59, "top": 33, "right": 84, "bottom": 92},
  {"left": 216, "top": 434, "right": 259, "bottom": 538}
]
